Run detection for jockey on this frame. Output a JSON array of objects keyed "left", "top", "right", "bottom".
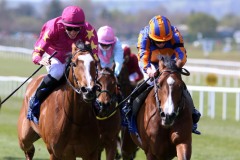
[
  {"left": 27, "top": 6, "right": 99, "bottom": 124},
  {"left": 132, "top": 15, "right": 201, "bottom": 134},
  {"left": 97, "top": 26, "right": 124, "bottom": 77},
  {"left": 96, "top": 25, "right": 124, "bottom": 114},
  {"left": 122, "top": 44, "right": 144, "bottom": 87}
]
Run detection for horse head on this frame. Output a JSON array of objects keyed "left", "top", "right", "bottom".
[
  {"left": 155, "top": 55, "right": 187, "bottom": 127},
  {"left": 66, "top": 40, "right": 98, "bottom": 102},
  {"left": 95, "top": 67, "right": 118, "bottom": 118}
]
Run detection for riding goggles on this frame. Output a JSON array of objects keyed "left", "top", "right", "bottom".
[{"left": 66, "top": 27, "right": 80, "bottom": 32}]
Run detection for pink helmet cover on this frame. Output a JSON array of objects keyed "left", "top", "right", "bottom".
[
  {"left": 97, "top": 26, "right": 116, "bottom": 44},
  {"left": 61, "top": 6, "right": 86, "bottom": 27}
]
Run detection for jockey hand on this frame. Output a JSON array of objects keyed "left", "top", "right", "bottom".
[
  {"left": 176, "top": 59, "right": 184, "bottom": 69},
  {"left": 39, "top": 56, "right": 51, "bottom": 66},
  {"left": 146, "top": 67, "right": 156, "bottom": 78}
]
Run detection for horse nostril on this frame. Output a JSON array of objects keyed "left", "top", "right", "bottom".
[
  {"left": 81, "top": 87, "right": 87, "bottom": 93},
  {"left": 160, "top": 111, "right": 165, "bottom": 117}
]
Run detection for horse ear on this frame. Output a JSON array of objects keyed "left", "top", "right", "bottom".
[
  {"left": 111, "top": 62, "right": 116, "bottom": 72},
  {"left": 158, "top": 55, "right": 164, "bottom": 61},
  {"left": 97, "top": 63, "right": 102, "bottom": 72},
  {"left": 72, "top": 43, "right": 77, "bottom": 54},
  {"left": 158, "top": 56, "right": 165, "bottom": 71},
  {"left": 84, "top": 41, "right": 92, "bottom": 53}
]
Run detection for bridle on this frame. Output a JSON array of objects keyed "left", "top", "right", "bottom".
[
  {"left": 153, "top": 68, "right": 188, "bottom": 121},
  {"left": 64, "top": 42, "right": 99, "bottom": 95},
  {"left": 94, "top": 68, "right": 119, "bottom": 120}
]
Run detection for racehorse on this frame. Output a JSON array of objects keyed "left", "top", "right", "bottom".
[
  {"left": 95, "top": 66, "right": 121, "bottom": 160},
  {"left": 122, "top": 56, "right": 192, "bottom": 160},
  {"left": 117, "top": 62, "right": 139, "bottom": 159},
  {"left": 17, "top": 41, "right": 100, "bottom": 160}
]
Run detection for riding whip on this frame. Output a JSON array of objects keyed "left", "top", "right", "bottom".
[{"left": 0, "top": 51, "right": 58, "bottom": 106}]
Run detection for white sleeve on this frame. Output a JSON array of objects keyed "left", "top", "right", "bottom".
[{"left": 113, "top": 38, "right": 124, "bottom": 76}]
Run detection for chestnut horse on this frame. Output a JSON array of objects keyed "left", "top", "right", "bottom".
[
  {"left": 94, "top": 67, "right": 121, "bottom": 160},
  {"left": 17, "top": 42, "right": 100, "bottom": 160},
  {"left": 122, "top": 56, "right": 192, "bottom": 160}
]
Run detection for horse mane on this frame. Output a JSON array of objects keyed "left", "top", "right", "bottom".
[{"left": 65, "top": 52, "right": 73, "bottom": 66}]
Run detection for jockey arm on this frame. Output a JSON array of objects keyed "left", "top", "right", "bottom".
[
  {"left": 113, "top": 39, "right": 124, "bottom": 77},
  {"left": 32, "top": 24, "right": 52, "bottom": 65}
]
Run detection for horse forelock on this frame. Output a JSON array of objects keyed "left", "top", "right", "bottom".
[{"left": 77, "top": 54, "right": 94, "bottom": 88}]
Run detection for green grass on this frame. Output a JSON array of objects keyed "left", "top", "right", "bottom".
[
  {"left": 1, "top": 49, "right": 240, "bottom": 159},
  {"left": 1, "top": 98, "right": 240, "bottom": 160},
  {"left": 0, "top": 53, "right": 46, "bottom": 77}
]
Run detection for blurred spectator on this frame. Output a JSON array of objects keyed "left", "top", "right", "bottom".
[{"left": 122, "top": 44, "right": 143, "bottom": 86}]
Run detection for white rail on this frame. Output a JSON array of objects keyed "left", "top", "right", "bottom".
[
  {"left": 188, "top": 85, "right": 240, "bottom": 121},
  {"left": 0, "top": 76, "right": 239, "bottom": 121}
]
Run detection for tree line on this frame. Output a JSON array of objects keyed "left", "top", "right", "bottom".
[{"left": 0, "top": 0, "right": 240, "bottom": 43}]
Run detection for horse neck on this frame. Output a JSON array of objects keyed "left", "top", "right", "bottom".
[{"left": 64, "top": 67, "right": 93, "bottom": 123}]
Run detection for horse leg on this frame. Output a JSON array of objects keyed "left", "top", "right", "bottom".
[
  {"left": 115, "top": 136, "right": 122, "bottom": 160},
  {"left": 176, "top": 143, "right": 191, "bottom": 160},
  {"left": 23, "top": 146, "right": 35, "bottom": 160},
  {"left": 18, "top": 107, "right": 40, "bottom": 160},
  {"left": 50, "top": 154, "right": 61, "bottom": 160},
  {"left": 82, "top": 149, "right": 99, "bottom": 160},
  {"left": 121, "top": 127, "right": 138, "bottom": 160},
  {"left": 105, "top": 138, "right": 118, "bottom": 160},
  {"left": 98, "top": 148, "right": 102, "bottom": 160}
]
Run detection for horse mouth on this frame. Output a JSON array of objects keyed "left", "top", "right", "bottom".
[
  {"left": 82, "top": 92, "right": 96, "bottom": 103},
  {"left": 161, "top": 118, "right": 175, "bottom": 127},
  {"left": 94, "top": 101, "right": 113, "bottom": 118},
  {"left": 160, "top": 112, "right": 177, "bottom": 127},
  {"left": 81, "top": 87, "right": 96, "bottom": 102}
]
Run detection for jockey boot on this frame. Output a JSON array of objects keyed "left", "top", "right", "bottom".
[
  {"left": 192, "top": 108, "right": 201, "bottom": 135},
  {"left": 183, "top": 87, "right": 201, "bottom": 135},
  {"left": 27, "top": 75, "right": 58, "bottom": 124}
]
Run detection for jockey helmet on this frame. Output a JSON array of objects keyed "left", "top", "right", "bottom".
[
  {"left": 97, "top": 26, "right": 116, "bottom": 45},
  {"left": 61, "top": 6, "right": 85, "bottom": 27},
  {"left": 149, "top": 15, "right": 173, "bottom": 42},
  {"left": 122, "top": 44, "right": 131, "bottom": 57}
]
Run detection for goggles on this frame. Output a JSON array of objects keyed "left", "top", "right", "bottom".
[
  {"left": 99, "top": 43, "right": 112, "bottom": 47},
  {"left": 65, "top": 27, "right": 80, "bottom": 32}
]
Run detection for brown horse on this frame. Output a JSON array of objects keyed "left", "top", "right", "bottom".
[
  {"left": 17, "top": 41, "right": 100, "bottom": 160},
  {"left": 95, "top": 67, "right": 121, "bottom": 160},
  {"left": 122, "top": 56, "right": 192, "bottom": 160},
  {"left": 117, "top": 62, "right": 139, "bottom": 159}
]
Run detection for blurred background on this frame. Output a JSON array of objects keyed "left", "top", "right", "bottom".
[
  {"left": 0, "top": 0, "right": 240, "bottom": 159},
  {"left": 0, "top": 0, "right": 240, "bottom": 50}
]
